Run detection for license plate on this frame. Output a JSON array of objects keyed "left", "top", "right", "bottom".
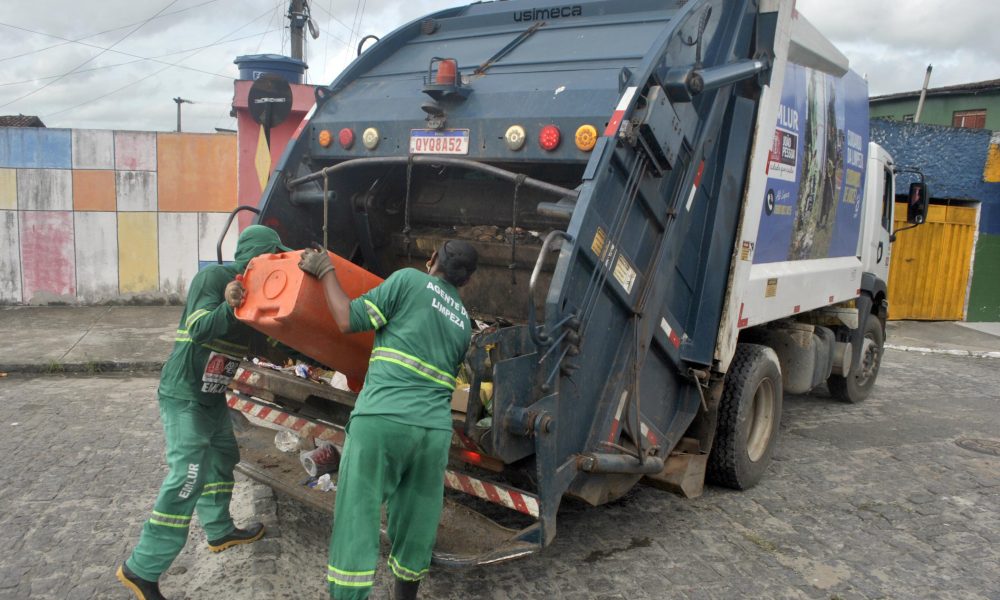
[{"left": 409, "top": 129, "right": 470, "bottom": 155}]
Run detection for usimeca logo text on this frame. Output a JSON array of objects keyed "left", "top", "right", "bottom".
[{"left": 513, "top": 5, "right": 583, "bottom": 22}]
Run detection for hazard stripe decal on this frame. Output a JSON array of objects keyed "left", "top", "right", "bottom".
[
  {"left": 685, "top": 161, "right": 705, "bottom": 212},
  {"left": 659, "top": 317, "right": 682, "bottom": 349},
  {"left": 443, "top": 471, "right": 540, "bottom": 518},
  {"left": 228, "top": 392, "right": 542, "bottom": 519},
  {"left": 227, "top": 393, "right": 346, "bottom": 447},
  {"left": 604, "top": 86, "right": 637, "bottom": 137}
]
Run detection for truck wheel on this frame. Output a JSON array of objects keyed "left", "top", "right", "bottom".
[
  {"left": 707, "top": 344, "right": 783, "bottom": 490},
  {"left": 828, "top": 315, "right": 884, "bottom": 404}
]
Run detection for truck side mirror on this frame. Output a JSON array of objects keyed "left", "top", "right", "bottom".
[{"left": 907, "top": 182, "right": 929, "bottom": 225}]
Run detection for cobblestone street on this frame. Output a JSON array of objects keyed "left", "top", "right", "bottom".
[{"left": 1, "top": 349, "right": 998, "bottom": 599}]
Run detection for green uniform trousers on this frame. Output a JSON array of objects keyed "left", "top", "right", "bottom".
[
  {"left": 126, "top": 395, "right": 239, "bottom": 582},
  {"left": 328, "top": 415, "right": 451, "bottom": 599}
]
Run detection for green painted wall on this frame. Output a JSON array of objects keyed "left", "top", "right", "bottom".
[
  {"left": 967, "top": 233, "right": 1000, "bottom": 321},
  {"left": 870, "top": 92, "right": 1000, "bottom": 130}
]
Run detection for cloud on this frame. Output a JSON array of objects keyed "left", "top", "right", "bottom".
[{"left": 0, "top": 0, "right": 995, "bottom": 131}]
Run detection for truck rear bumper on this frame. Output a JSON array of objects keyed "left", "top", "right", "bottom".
[{"left": 228, "top": 391, "right": 541, "bottom": 567}]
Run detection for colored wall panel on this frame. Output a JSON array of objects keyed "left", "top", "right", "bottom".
[
  {"left": 71, "top": 129, "right": 115, "bottom": 169},
  {"left": 0, "top": 169, "right": 15, "bottom": 210},
  {"left": 967, "top": 233, "right": 1000, "bottom": 322},
  {"left": 0, "top": 210, "right": 22, "bottom": 303},
  {"left": 157, "top": 133, "right": 237, "bottom": 212},
  {"left": 74, "top": 212, "right": 118, "bottom": 302},
  {"left": 17, "top": 169, "right": 72, "bottom": 211},
  {"left": 20, "top": 211, "right": 76, "bottom": 302},
  {"left": 73, "top": 170, "right": 116, "bottom": 211},
  {"left": 116, "top": 170, "right": 157, "bottom": 211},
  {"left": 158, "top": 212, "right": 199, "bottom": 296},
  {"left": 114, "top": 131, "right": 156, "bottom": 171},
  {"left": 198, "top": 212, "right": 238, "bottom": 263},
  {"left": 118, "top": 212, "right": 159, "bottom": 293},
  {"left": 0, "top": 127, "right": 72, "bottom": 169}
]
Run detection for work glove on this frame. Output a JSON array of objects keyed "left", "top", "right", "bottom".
[
  {"left": 299, "top": 245, "right": 335, "bottom": 280},
  {"left": 225, "top": 279, "right": 245, "bottom": 308}
]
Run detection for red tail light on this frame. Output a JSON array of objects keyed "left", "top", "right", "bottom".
[
  {"left": 338, "top": 128, "right": 354, "bottom": 149},
  {"left": 539, "top": 125, "right": 561, "bottom": 151}
]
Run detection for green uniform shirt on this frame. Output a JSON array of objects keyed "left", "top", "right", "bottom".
[
  {"left": 158, "top": 264, "right": 253, "bottom": 405},
  {"left": 348, "top": 268, "right": 472, "bottom": 431}
]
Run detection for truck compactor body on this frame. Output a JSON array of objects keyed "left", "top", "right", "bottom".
[{"left": 225, "top": 0, "right": 927, "bottom": 564}]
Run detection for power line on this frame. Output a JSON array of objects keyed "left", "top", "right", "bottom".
[
  {"left": 0, "top": 0, "right": 182, "bottom": 110},
  {"left": 309, "top": 0, "right": 354, "bottom": 35},
  {"left": 0, "top": 29, "right": 280, "bottom": 88},
  {"left": 0, "top": 0, "right": 221, "bottom": 65},
  {"left": 256, "top": 0, "right": 284, "bottom": 53},
  {"left": 44, "top": 4, "right": 282, "bottom": 120}
]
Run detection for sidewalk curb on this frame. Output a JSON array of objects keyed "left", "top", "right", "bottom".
[
  {"left": 885, "top": 344, "right": 1000, "bottom": 359},
  {"left": 0, "top": 360, "right": 164, "bottom": 375}
]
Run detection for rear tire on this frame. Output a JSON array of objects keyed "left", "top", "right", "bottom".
[
  {"left": 707, "top": 344, "right": 783, "bottom": 490},
  {"left": 828, "top": 314, "right": 884, "bottom": 403}
]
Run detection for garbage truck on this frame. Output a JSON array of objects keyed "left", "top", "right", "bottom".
[{"left": 221, "top": 0, "right": 929, "bottom": 565}]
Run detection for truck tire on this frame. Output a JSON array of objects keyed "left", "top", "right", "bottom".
[
  {"left": 707, "top": 344, "right": 783, "bottom": 490},
  {"left": 828, "top": 315, "right": 884, "bottom": 403}
]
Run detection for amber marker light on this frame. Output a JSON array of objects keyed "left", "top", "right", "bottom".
[
  {"left": 338, "top": 128, "right": 354, "bottom": 149},
  {"left": 539, "top": 124, "right": 561, "bottom": 151},
  {"left": 504, "top": 125, "right": 526, "bottom": 151},
  {"left": 362, "top": 127, "right": 379, "bottom": 150},
  {"left": 318, "top": 129, "right": 332, "bottom": 147},
  {"left": 575, "top": 124, "right": 598, "bottom": 151}
]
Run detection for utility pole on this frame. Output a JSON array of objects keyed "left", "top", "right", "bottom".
[
  {"left": 173, "top": 97, "right": 192, "bottom": 132},
  {"left": 289, "top": 0, "right": 306, "bottom": 60}
]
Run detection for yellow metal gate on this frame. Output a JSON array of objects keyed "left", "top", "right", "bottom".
[{"left": 888, "top": 202, "right": 978, "bottom": 320}]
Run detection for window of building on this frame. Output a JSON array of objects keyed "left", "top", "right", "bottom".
[
  {"left": 903, "top": 114, "right": 914, "bottom": 122},
  {"left": 952, "top": 109, "right": 986, "bottom": 129}
]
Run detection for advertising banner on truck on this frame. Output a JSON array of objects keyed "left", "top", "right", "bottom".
[{"left": 754, "top": 64, "right": 870, "bottom": 263}]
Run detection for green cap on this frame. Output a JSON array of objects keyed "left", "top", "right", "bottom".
[{"left": 234, "top": 225, "right": 291, "bottom": 271}]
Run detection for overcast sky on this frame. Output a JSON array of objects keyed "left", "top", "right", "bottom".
[{"left": 0, "top": 0, "right": 997, "bottom": 133}]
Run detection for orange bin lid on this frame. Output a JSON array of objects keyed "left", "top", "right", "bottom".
[{"left": 235, "top": 250, "right": 384, "bottom": 392}]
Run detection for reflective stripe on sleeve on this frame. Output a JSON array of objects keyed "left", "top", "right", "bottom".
[
  {"left": 327, "top": 565, "right": 375, "bottom": 587},
  {"left": 364, "top": 300, "right": 388, "bottom": 329},
  {"left": 185, "top": 309, "right": 211, "bottom": 329},
  {"left": 370, "top": 347, "right": 456, "bottom": 390}
]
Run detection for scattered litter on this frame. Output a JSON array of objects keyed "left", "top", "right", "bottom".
[
  {"left": 11, "top": 422, "right": 18, "bottom": 427},
  {"left": 0, "top": 372, "right": 7, "bottom": 378},
  {"left": 300, "top": 442, "right": 341, "bottom": 477},
  {"left": 274, "top": 430, "right": 301, "bottom": 453},
  {"left": 314, "top": 473, "right": 337, "bottom": 492}
]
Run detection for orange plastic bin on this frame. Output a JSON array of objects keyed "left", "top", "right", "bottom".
[{"left": 235, "top": 250, "right": 384, "bottom": 391}]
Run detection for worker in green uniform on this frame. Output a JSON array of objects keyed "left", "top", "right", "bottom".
[
  {"left": 117, "top": 225, "right": 291, "bottom": 600},
  {"left": 298, "top": 240, "right": 478, "bottom": 600}
]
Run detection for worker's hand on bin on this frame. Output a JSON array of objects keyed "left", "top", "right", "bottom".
[
  {"left": 298, "top": 245, "right": 335, "bottom": 280},
  {"left": 225, "top": 279, "right": 246, "bottom": 309}
]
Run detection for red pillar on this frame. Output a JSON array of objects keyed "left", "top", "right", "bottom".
[{"left": 232, "top": 80, "right": 317, "bottom": 229}]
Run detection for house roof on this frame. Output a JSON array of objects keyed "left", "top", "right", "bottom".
[
  {"left": 871, "top": 78, "right": 1000, "bottom": 103},
  {"left": 0, "top": 114, "right": 45, "bottom": 127}
]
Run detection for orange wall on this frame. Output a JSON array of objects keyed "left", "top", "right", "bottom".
[
  {"left": 72, "top": 170, "right": 116, "bottom": 211},
  {"left": 156, "top": 133, "right": 237, "bottom": 212}
]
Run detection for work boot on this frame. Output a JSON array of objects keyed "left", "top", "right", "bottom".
[
  {"left": 116, "top": 563, "right": 167, "bottom": 600},
  {"left": 393, "top": 577, "right": 420, "bottom": 600},
  {"left": 207, "top": 522, "right": 265, "bottom": 552}
]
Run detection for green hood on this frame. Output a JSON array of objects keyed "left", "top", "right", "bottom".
[{"left": 234, "top": 225, "right": 291, "bottom": 271}]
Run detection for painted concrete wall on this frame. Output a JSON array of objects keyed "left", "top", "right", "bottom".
[
  {"left": 870, "top": 92, "right": 1000, "bottom": 130},
  {"left": 871, "top": 119, "right": 1000, "bottom": 321},
  {"left": 0, "top": 127, "right": 240, "bottom": 305}
]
